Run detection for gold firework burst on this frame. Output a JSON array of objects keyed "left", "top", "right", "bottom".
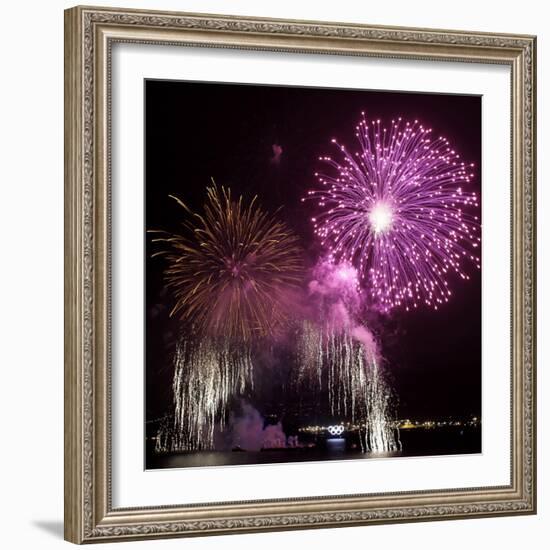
[{"left": 151, "top": 184, "right": 304, "bottom": 342}]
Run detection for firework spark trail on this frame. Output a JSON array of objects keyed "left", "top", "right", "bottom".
[
  {"left": 151, "top": 184, "right": 303, "bottom": 451},
  {"left": 296, "top": 259, "right": 400, "bottom": 453},
  {"left": 305, "top": 115, "right": 480, "bottom": 312},
  {"left": 169, "top": 338, "right": 254, "bottom": 451},
  {"left": 297, "top": 320, "right": 400, "bottom": 453},
  {"left": 151, "top": 184, "right": 304, "bottom": 341}
]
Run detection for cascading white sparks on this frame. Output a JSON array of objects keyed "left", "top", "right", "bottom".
[
  {"left": 360, "top": 358, "right": 397, "bottom": 453},
  {"left": 157, "top": 338, "right": 254, "bottom": 451},
  {"left": 151, "top": 185, "right": 304, "bottom": 453},
  {"left": 297, "top": 321, "right": 400, "bottom": 453}
]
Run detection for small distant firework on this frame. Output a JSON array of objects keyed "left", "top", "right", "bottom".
[
  {"left": 151, "top": 184, "right": 304, "bottom": 341},
  {"left": 306, "top": 114, "right": 480, "bottom": 312},
  {"left": 270, "top": 144, "right": 283, "bottom": 164}
]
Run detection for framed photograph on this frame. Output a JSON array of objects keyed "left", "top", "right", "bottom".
[{"left": 64, "top": 5, "right": 537, "bottom": 544}]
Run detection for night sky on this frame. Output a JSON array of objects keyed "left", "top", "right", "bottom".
[{"left": 145, "top": 79, "right": 482, "bottom": 426}]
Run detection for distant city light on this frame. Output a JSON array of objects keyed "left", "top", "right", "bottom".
[{"left": 297, "top": 416, "right": 480, "bottom": 434}]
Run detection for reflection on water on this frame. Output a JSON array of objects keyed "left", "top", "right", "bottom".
[{"left": 147, "top": 426, "right": 481, "bottom": 470}]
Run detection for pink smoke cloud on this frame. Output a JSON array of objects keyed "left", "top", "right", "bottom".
[{"left": 229, "top": 402, "right": 290, "bottom": 451}]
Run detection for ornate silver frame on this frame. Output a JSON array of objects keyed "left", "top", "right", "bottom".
[{"left": 64, "top": 5, "right": 537, "bottom": 544}]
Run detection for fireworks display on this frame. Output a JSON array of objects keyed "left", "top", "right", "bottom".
[
  {"left": 172, "top": 338, "right": 253, "bottom": 451},
  {"left": 297, "top": 322, "right": 400, "bottom": 453},
  {"left": 306, "top": 114, "right": 480, "bottom": 312},
  {"left": 151, "top": 184, "right": 304, "bottom": 450},
  {"left": 148, "top": 101, "right": 481, "bottom": 463},
  {"left": 155, "top": 338, "right": 253, "bottom": 452},
  {"left": 296, "top": 259, "right": 400, "bottom": 453},
  {"left": 151, "top": 184, "right": 304, "bottom": 342}
]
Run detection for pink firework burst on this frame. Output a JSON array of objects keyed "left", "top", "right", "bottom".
[{"left": 305, "top": 114, "right": 481, "bottom": 313}]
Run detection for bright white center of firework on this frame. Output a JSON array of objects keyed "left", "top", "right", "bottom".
[{"left": 369, "top": 202, "right": 393, "bottom": 235}]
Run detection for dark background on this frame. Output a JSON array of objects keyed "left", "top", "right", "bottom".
[{"left": 145, "top": 79, "right": 482, "bottom": 427}]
